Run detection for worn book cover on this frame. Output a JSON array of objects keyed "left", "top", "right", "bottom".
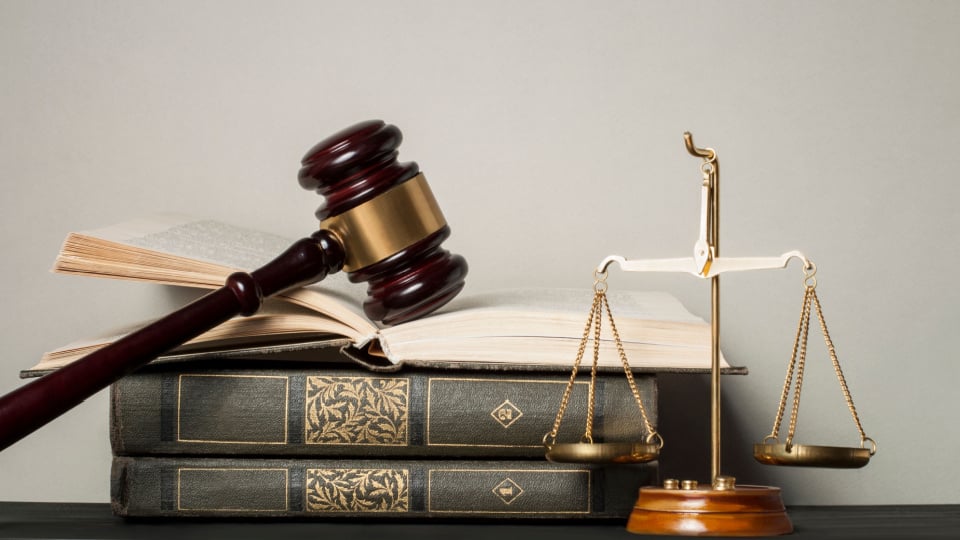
[
  {"left": 111, "top": 365, "right": 658, "bottom": 458},
  {"left": 111, "top": 456, "right": 655, "bottom": 519}
]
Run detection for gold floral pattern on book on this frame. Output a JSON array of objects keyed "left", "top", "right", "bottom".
[
  {"left": 305, "top": 376, "right": 409, "bottom": 445},
  {"left": 305, "top": 468, "right": 409, "bottom": 512}
]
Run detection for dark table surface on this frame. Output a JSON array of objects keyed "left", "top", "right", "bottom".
[{"left": 1, "top": 502, "right": 958, "bottom": 539}]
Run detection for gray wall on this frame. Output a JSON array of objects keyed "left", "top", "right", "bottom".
[{"left": 1, "top": 1, "right": 957, "bottom": 505}]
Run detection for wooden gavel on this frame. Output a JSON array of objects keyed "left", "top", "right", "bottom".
[{"left": 0, "top": 120, "right": 468, "bottom": 451}]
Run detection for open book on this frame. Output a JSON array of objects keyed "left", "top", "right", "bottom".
[{"left": 29, "top": 214, "right": 733, "bottom": 375}]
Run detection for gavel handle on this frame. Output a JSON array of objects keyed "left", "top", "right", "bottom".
[{"left": 0, "top": 231, "right": 344, "bottom": 452}]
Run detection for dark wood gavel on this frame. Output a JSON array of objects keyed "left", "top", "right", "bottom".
[{"left": 0, "top": 120, "right": 468, "bottom": 451}]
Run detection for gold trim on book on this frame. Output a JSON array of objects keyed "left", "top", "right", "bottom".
[
  {"left": 427, "top": 469, "right": 592, "bottom": 514},
  {"left": 491, "top": 400, "right": 524, "bottom": 428},
  {"left": 177, "top": 374, "right": 289, "bottom": 444},
  {"left": 177, "top": 467, "right": 289, "bottom": 512},
  {"left": 426, "top": 378, "right": 589, "bottom": 448},
  {"left": 320, "top": 173, "right": 447, "bottom": 272},
  {"left": 492, "top": 477, "right": 525, "bottom": 505},
  {"left": 305, "top": 376, "right": 410, "bottom": 446},
  {"left": 305, "top": 468, "right": 410, "bottom": 513}
]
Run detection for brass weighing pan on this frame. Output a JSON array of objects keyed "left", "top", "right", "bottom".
[
  {"left": 753, "top": 440, "right": 874, "bottom": 468},
  {"left": 545, "top": 441, "right": 660, "bottom": 464}
]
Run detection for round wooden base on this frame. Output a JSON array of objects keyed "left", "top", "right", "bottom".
[{"left": 626, "top": 485, "right": 793, "bottom": 537}]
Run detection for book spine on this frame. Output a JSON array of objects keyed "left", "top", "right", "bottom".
[
  {"left": 111, "top": 456, "right": 655, "bottom": 519},
  {"left": 110, "top": 368, "right": 657, "bottom": 458}
]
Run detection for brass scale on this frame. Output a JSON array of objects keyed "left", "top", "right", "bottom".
[{"left": 542, "top": 133, "right": 876, "bottom": 536}]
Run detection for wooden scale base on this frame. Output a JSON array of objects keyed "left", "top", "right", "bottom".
[{"left": 626, "top": 482, "right": 793, "bottom": 537}]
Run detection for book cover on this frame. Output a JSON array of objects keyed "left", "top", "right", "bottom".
[
  {"left": 111, "top": 456, "right": 655, "bottom": 519},
  {"left": 111, "top": 365, "right": 658, "bottom": 458}
]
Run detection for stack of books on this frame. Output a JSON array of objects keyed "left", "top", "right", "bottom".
[
  {"left": 26, "top": 215, "right": 730, "bottom": 519},
  {"left": 103, "top": 362, "right": 660, "bottom": 518}
]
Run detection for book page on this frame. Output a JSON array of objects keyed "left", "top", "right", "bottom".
[
  {"left": 445, "top": 288, "right": 703, "bottom": 320},
  {"left": 378, "top": 288, "right": 724, "bottom": 369},
  {"left": 117, "top": 214, "right": 296, "bottom": 271},
  {"left": 30, "top": 300, "right": 360, "bottom": 372},
  {"left": 388, "top": 336, "right": 715, "bottom": 370},
  {"left": 381, "top": 288, "right": 706, "bottom": 340},
  {"left": 52, "top": 213, "right": 376, "bottom": 337}
]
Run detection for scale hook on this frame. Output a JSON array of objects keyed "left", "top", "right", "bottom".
[{"left": 684, "top": 131, "right": 715, "bottom": 160}]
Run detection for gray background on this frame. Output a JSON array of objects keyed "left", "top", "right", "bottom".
[{"left": 1, "top": 1, "right": 957, "bottom": 505}]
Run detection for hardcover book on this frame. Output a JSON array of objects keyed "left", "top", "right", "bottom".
[
  {"left": 111, "top": 456, "right": 655, "bottom": 519},
  {"left": 110, "top": 365, "right": 658, "bottom": 458},
  {"left": 29, "top": 213, "right": 731, "bottom": 375}
]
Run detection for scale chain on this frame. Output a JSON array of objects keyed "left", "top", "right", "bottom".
[
  {"left": 810, "top": 288, "right": 868, "bottom": 443},
  {"left": 544, "top": 290, "right": 601, "bottom": 446},
  {"left": 768, "top": 285, "right": 809, "bottom": 443},
  {"left": 544, "top": 271, "right": 661, "bottom": 448},
  {"left": 766, "top": 272, "right": 872, "bottom": 453},
  {"left": 601, "top": 293, "right": 658, "bottom": 442},
  {"left": 585, "top": 286, "right": 604, "bottom": 442},
  {"left": 786, "top": 287, "right": 814, "bottom": 448}
]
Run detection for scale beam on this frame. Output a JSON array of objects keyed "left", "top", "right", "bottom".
[{"left": 597, "top": 250, "right": 813, "bottom": 279}]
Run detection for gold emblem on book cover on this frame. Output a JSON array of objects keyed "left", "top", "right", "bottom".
[
  {"left": 490, "top": 400, "right": 523, "bottom": 428},
  {"left": 492, "top": 478, "right": 524, "bottom": 505},
  {"left": 306, "top": 468, "right": 409, "bottom": 513},
  {"left": 305, "top": 376, "right": 409, "bottom": 445}
]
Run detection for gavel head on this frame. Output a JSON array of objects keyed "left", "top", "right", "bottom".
[{"left": 298, "top": 120, "right": 468, "bottom": 326}]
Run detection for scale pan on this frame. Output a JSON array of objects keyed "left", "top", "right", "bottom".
[
  {"left": 753, "top": 442, "right": 871, "bottom": 468},
  {"left": 545, "top": 441, "right": 659, "bottom": 464}
]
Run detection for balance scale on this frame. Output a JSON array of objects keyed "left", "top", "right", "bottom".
[{"left": 543, "top": 133, "right": 876, "bottom": 536}]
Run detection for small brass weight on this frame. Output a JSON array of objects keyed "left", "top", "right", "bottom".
[
  {"left": 542, "top": 271, "right": 663, "bottom": 464},
  {"left": 555, "top": 132, "right": 876, "bottom": 536}
]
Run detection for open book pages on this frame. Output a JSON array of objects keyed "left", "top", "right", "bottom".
[
  {"left": 38, "top": 213, "right": 729, "bottom": 374},
  {"left": 379, "top": 288, "right": 722, "bottom": 369},
  {"left": 52, "top": 213, "right": 376, "bottom": 340},
  {"left": 33, "top": 300, "right": 359, "bottom": 372}
]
